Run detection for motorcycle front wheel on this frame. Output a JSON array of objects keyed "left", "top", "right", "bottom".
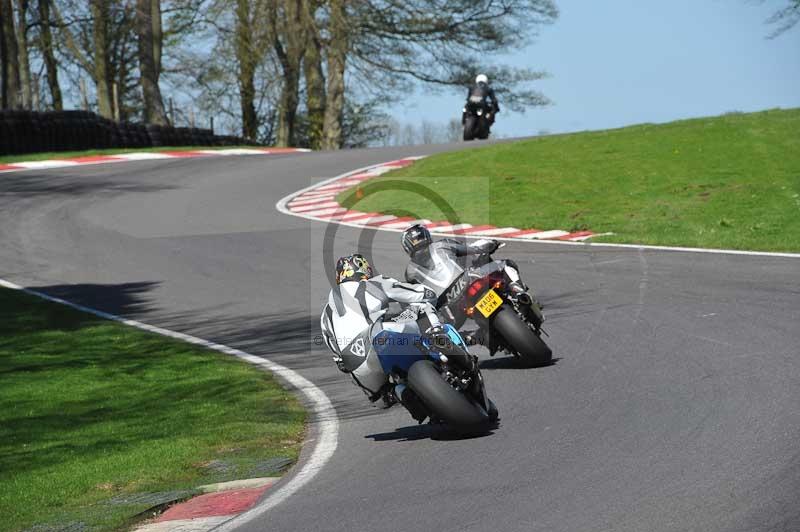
[
  {"left": 463, "top": 116, "right": 477, "bottom": 141},
  {"left": 491, "top": 306, "right": 552, "bottom": 367},
  {"left": 407, "top": 360, "right": 489, "bottom": 426},
  {"left": 478, "top": 118, "right": 490, "bottom": 140}
]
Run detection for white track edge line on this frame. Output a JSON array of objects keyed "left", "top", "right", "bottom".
[
  {"left": 275, "top": 159, "right": 800, "bottom": 260},
  {"left": 0, "top": 277, "right": 339, "bottom": 529}
]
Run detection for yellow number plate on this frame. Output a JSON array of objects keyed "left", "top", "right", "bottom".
[{"left": 475, "top": 289, "right": 503, "bottom": 318}]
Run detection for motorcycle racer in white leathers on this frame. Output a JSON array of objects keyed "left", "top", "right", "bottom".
[
  {"left": 400, "top": 224, "right": 541, "bottom": 344},
  {"left": 401, "top": 224, "right": 527, "bottom": 299},
  {"left": 319, "top": 254, "right": 459, "bottom": 420}
]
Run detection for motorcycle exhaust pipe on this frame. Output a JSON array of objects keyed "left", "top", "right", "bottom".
[
  {"left": 516, "top": 292, "right": 532, "bottom": 306},
  {"left": 514, "top": 292, "right": 545, "bottom": 326}
]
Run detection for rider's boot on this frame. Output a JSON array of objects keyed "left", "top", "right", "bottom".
[{"left": 393, "top": 384, "right": 428, "bottom": 423}]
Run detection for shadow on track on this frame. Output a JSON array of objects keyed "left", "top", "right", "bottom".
[
  {"left": 0, "top": 172, "right": 176, "bottom": 197},
  {"left": 25, "top": 281, "right": 162, "bottom": 318},
  {"left": 479, "top": 356, "right": 560, "bottom": 370},
  {"left": 365, "top": 422, "right": 499, "bottom": 442}
]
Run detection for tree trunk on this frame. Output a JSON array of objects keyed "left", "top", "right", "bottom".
[
  {"left": 15, "top": 0, "right": 30, "bottom": 109},
  {"left": 321, "top": 0, "right": 346, "bottom": 150},
  {"left": 235, "top": 0, "right": 257, "bottom": 140},
  {"left": 275, "top": 0, "right": 304, "bottom": 147},
  {"left": 136, "top": 0, "right": 168, "bottom": 124},
  {"left": 37, "top": 0, "right": 61, "bottom": 110},
  {"left": 1, "top": 0, "right": 20, "bottom": 109},
  {"left": 276, "top": 63, "right": 299, "bottom": 146},
  {"left": 0, "top": 3, "right": 6, "bottom": 108},
  {"left": 303, "top": 8, "right": 325, "bottom": 150},
  {"left": 151, "top": 0, "right": 161, "bottom": 76},
  {"left": 90, "top": 0, "right": 113, "bottom": 118}
]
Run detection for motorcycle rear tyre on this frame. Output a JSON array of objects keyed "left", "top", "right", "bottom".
[
  {"left": 407, "top": 360, "right": 488, "bottom": 426},
  {"left": 492, "top": 306, "right": 552, "bottom": 367}
]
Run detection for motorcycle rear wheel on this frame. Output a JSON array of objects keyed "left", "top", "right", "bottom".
[
  {"left": 407, "top": 360, "right": 489, "bottom": 426},
  {"left": 492, "top": 306, "right": 552, "bottom": 367}
]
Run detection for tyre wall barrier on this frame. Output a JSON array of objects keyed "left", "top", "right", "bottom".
[{"left": 0, "top": 110, "right": 259, "bottom": 156}]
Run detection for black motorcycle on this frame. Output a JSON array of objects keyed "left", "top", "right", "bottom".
[
  {"left": 462, "top": 101, "right": 492, "bottom": 141},
  {"left": 435, "top": 246, "right": 551, "bottom": 367}
]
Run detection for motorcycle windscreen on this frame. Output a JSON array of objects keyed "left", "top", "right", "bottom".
[{"left": 372, "top": 330, "right": 428, "bottom": 375}]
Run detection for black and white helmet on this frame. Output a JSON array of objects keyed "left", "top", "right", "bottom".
[{"left": 401, "top": 224, "right": 432, "bottom": 255}]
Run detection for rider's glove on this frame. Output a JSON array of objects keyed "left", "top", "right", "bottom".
[{"left": 472, "top": 238, "right": 500, "bottom": 254}]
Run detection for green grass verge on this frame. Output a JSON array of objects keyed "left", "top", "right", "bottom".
[
  {"left": 0, "top": 146, "right": 262, "bottom": 164},
  {"left": 339, "top": 108, "right": 800, "bottom": 252},
  {"left": 0, "top": 287, "right": 305, "bottom": 531}
]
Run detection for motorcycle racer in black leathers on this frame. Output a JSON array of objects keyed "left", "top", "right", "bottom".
[{"left": 463, "top": 74, "right": 500, "bottom": 126}]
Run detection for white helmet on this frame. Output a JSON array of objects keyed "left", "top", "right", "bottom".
[{"left": 475, "top": 74, "right": 489, "bottom": 84}]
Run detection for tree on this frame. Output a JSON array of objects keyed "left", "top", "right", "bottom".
[
  {"left": 15, "top": 0, "right": 31, "bottom": 108},
  {"left": 272, "top": 0, "right": 306, "bottom": 146},
  {"left": 320, "top": 0, "right": 346, "bottom": 149},
  {"left": 37, "top": 0, "right": 62, "bottom": 109},
  {"left": 314, "top": 0, "right": 557, "bottom": 149},
  {"left": 302, "top": 0, "right": 325, "bottom": 149},
  {"left": 766, "top": 0, "right": 800, "bottom": 37},
  {"left": 1, "top": 0, "right": 21, "bottom": 109},
  {"left": 339, "top": 97, "right": 390, "bottom": 147},
  {"left": 136, "top": 0, "right": 169, "bottom": 124},
  {"left": 233, "top": 0, "right": 269, "bottom": 140},
  {"left": 90, "top": 0, "right": 113, "bottom": 117},
  {"left": 54, "top": 0, "right": 140, "bottom": 120},
  {"left": 350, "top": 0, "right": 557, "bottom": 109}
]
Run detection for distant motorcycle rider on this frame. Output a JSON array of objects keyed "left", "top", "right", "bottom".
[
  {"left": 319, "top": 254, "right": 470, "bottom": 421},
  {"left": 463, "top": 74, "right": 500, "bottom": 126}
]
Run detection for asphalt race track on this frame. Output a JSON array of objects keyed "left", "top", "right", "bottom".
[{"left": 1, "top": 145, "right": 798, "bottom": 532}]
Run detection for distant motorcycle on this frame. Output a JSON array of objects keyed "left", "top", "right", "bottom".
[{"left": 462, "top": 98, "right": 492, "bottom": 141}]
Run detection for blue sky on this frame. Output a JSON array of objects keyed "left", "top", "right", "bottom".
[{"left": 396, "top": 0, "right": 800, "bottom": 137}]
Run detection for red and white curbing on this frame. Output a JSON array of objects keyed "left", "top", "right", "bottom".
[
  {"left": 0, "top": 147, "right": 310, "bottom": 174},
  {"left": 278, "top": 157, "right": 598, "bottom": 242},
  {"left": 134, "top": 479, "right": 279, "bottom": 532}
]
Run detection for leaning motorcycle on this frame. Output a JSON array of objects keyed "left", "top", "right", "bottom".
[
  {"left": 459, "top": 261, "right": 551, "bottom": 367},
  {"left": 411, "top": 243, "right": 552, "bottom": 367},
  {"left": 462, "top": 99, "right": 492, "bottom": 141},
  {"left": 373, "top": 322, "right": 497, "bottom": 429}
]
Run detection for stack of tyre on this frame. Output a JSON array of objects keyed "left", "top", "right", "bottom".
[{"left": 0, "top": 110, "right": 260, "bottom": 156}]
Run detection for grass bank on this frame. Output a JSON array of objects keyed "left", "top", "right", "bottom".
[
  {"left": 0, "top": 287, "right": 305, "bottom": 531},
  {"left": 340, "top": 108, "right": 800, "bottom": 252},
  {"left": 0, "top": 145, "right": 261, "bottom": 164}
]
